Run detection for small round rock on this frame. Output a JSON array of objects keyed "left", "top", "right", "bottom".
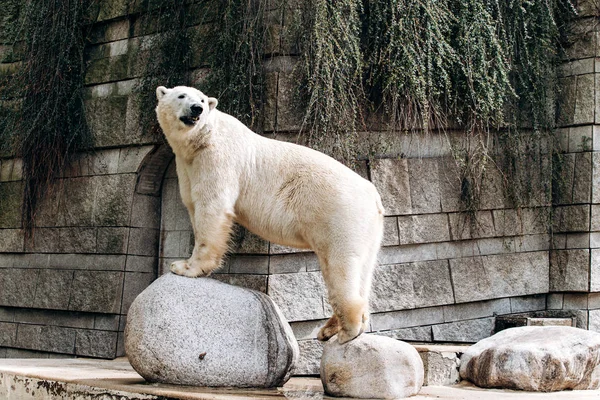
[
  {"left": 460, "top": 326, "right": 600, "bottom": 392},
  {"left": 125, "top": 273, "right": 298, "bottom": 388},
  {"left": 321, "top": 334, "right": 424, "bottom": 399}
]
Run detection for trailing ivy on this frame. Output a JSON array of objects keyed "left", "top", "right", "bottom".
[
  {"left": 0, "top": 0, "right": 96, "bottom": 234},
  {"left": 295, "top": 0, "right": 364, "bottom": 161}
]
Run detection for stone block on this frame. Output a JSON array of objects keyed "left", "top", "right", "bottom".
[
  {"left": 125, "top": 255, "right": 155, "bottom": 273},
  {"left": 397, "top": 214, "right": 450, "bottom": 244},
  {"left": 569, "top": 125, "right": 594, "bottom": 153},
  {"left": 450, "top": 252, "right": 549, "bottom": 303},
  {"left": 475, "top": 237, "right": 516, "bottom": 256},
  {"left": 268, "top": 272, "right": 328, "bottom": 321},
  {"left": 97, "top": 227, "right": 129, "bottom": 254},
  {"left": 371, "top": 261, "right": 454, "bottom": 313},
  {"left": 479, "top": 166, "right": 505, "bottom": 210},
  {"left": 15, "top": 324, "right": 76, "bottom": 354},
  {"left": 432, "top": 317, "right": 494, "bottom": 343},
  {"left": 276, "top": 69, "right": 302, "bottom": 132},
  {"left": 574, "top": 74, "right": 595, "bottom": 125},
  {"left": 93, "top": 174, "right": 136, "bottom": 226},
  {"left": 128, "top": 227, "right": 159, "bottom": 256},
  {"left": 69, "top": 271, "right": 124, "bottom": 314},
  {"left": 94, "top": 315, "right": 119, "bottom": 331},
  {"left": 0, "top": 269, "right": 38, "bottom": 307},
  {"left": 377, "top": 326, "right": 433, "bottom": 342},
  {"left": 75, "top": 329, "right": 118, "bottom": 358},
  {"left": 552, "top": 205, "right": 590, "bottom": 233},
  {"left": 81, "top": 150, "right": 120, "bottom": 176},
  {"left": 448, "top": 211, "right": 495, "bottom": 241},
  {"left": 227, "top": 255, "right": 269, "bottom": 274},
  {"left": 370, "top": 306, "right": 444, "bottom": 332},
  {"left": 33, "top": 269, "right": 74, "bottom": 310},
  {"left": 566, "top": 232, "right": 591, "bottom": 249},
  {"left": 0, "top": 229, "right": 22, "bottom": 252},
  {"left": 550, "top": 249, "right": 590, "bottom": 292},
  {"left": 438, "top": 157, "right": 462, "bottom": 212},
  {"left": 12, "top": 309, "right": 94, "bottom": 329},
  {"left": 553, "top": 152, "right": 575, "bottom": 205},
  {"left": 521, "top": 208, "right": 550, "bottom": 235},
  {"left": 510, "top": 295, "right": 547, "bottom": 313},
  {"left": 378, "top": 243, "right": 438, "bottom": 265},
  {"left": 593, "top": 152, "right": 600, "bottom": 203},
  {"left": 382, "top": 217, "right": 399, "bottom": 246},
  {"left": 442, "top": 299, "right": 510, "bottom": 323},
  {"left": 57, "top": 177, "right": 95, "bottom": 226},
  {"left": 58, "top": 227, "right": 97, "bottom": 253},
  {"left": 492, "top": 209, "right": 522, "bottom": 237},
  {"left": 0, "top": 307, "right": 14, "bottom": 322},
  {"left": 120, "top": 272, "right": 155, "bottom": 315},
  {"left": 563, "top": 293, "right": 589, "bottom": 310},
  {"left": 117, "top": 145, "right": 153, "bottom": 173},
  {"left": 558, "top": 76, "right": 576, "bottom": 126},
  {"left": 592, "top": 249, "right": 600, "bottom": 291},
  {"left": 572, "top": 151, "right": 592, "bottom": 204},
  {"left": 547, "top": 293, "right": 564, "bottom": 309},
  {"left": 269, "top": 253, "right": 319, "bottom": 274},
  {"left": 295, "top": 339, "right": 323, "bottom": 376},
  {"left": 290, "top": 319, "right": 327, "bottom": 340},
  {"left": 262, "top": 72, "right": 278, "bottom": 132},
  {"left": 47, "top": 254, "right": 125, "bottom": 271},
  {"left": 24, "top": 228, "right": 59, "bottom": 253},
  {"left": 0, "top": 158, "right": 22, "bottom": 182},
  {"left": 211, "top": 274, "right": 268, "bottom": 293},
  {"left": 370, "top": 158, "right": 412, "bottom": 215},
  {"left": 85, "top": 96, "right": 128, "bottom": 147},
  {"left": 593, "top": 205, "right": 600, "bottom": 231},
  {"left": 515, "top": 234, "right": 551, "bottom": 253},
  {"left": 408, "top": 158, "right": 441, "bottom": 214},
  {"left": 0, "top": 322, "right": 16, "bottom": 347},
  {"left": 0, "top": 182, "right": 22, "bottom": 228},
  {"left": 130, "top": 194, "right": 160, "bottom": 229},
  {"left": 590, "top": 309, "right": 600, "bottom": 332}
]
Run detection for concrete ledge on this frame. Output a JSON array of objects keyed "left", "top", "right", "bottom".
[{"left": 1, "top": 356, "right": 600, "bottom": 399}]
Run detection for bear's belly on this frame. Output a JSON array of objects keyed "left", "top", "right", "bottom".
[{"left": 234, "top": 212, "right": 311, "bottom": 250}]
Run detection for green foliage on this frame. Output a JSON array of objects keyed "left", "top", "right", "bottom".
[
  {"left": 0, "top": 0, "right": 96, "bottom": 233},
  {"left": 296, "top": 0, "right": 363, "bottom": 161},
  {"left": 136, "top": 0, "right": 267, "bottom": 131},
  {"left": 201, "top": 0, "right": 268, "bottom": 128}
]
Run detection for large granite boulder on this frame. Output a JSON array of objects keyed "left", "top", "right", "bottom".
[
  {"left": 125, "top": 273, "right": 298, "bottom": 388},
  {"left": 460, "top": 326, "right": 600, "bottom": 391},
  {"left": 321, "top": 334, "right": 424, "bottom": 399}
]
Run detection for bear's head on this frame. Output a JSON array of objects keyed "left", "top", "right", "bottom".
[{"left": 155, "top": 86, "right": 218, "bottom": 134}]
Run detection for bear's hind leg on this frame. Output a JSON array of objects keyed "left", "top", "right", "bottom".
[{"left": 320, "top": 254, "right": 368, "bottom": 344}]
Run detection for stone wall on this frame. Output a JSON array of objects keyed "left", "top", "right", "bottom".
[{"left": 0, "top": 0, "right": 597, "bottom": 371}]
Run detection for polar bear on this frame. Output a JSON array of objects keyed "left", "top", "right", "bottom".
[{"left": 155, "top": 85, "right": 384, "bottom": 344}]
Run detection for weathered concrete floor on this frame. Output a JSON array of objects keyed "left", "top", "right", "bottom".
[{"left": 1, "top": 358, "right": 600, "bottom": 399}]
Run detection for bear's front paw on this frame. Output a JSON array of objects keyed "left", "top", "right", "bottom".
[{"left": 170, "top": 260, "right": 209, "bottom": 277}]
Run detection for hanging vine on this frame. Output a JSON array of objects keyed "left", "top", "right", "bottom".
[{"left": 0, "top": 0, "right": 96, "bottom": 234}]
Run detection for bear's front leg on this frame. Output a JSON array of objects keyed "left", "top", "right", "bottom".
[{"left": 170, "top": 205, "right": 235, "bottom": 278}]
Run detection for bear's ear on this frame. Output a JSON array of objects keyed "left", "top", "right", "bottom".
[
  {"left": 156, "top": 86, "right": 169, "bottom": 100},
  {"left": 208, "top": 97, "right": 218, "bottom": 111}
]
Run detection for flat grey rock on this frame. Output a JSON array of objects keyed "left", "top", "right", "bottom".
[
  {"left": 125, "top": 273, "right": 298, "bottom": 387},
  {"left": 320, "top": 334, "right": 424, "bottom": 399},
  {"left": 460, "top": 326, "right": 600, "bottom": 391}
]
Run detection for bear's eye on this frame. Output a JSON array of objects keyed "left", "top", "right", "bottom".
[
  {"left": 178, "top": 95, "right": 185, "bottom": 99},
  {"left": 201, "top": 99, "right": 204, "bottom": 103}
]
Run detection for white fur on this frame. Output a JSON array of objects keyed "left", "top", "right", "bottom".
[{"left": 156, "top": 86, "right": 384, "bottom": 343}]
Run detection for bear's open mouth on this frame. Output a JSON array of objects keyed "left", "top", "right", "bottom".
[{"left": 180, "top": 116, "right": 199, "bottom": 126}]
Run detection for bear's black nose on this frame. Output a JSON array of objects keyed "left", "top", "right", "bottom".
[{"left": 190, "top": 104, "right": 203, "bottom": 117}]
